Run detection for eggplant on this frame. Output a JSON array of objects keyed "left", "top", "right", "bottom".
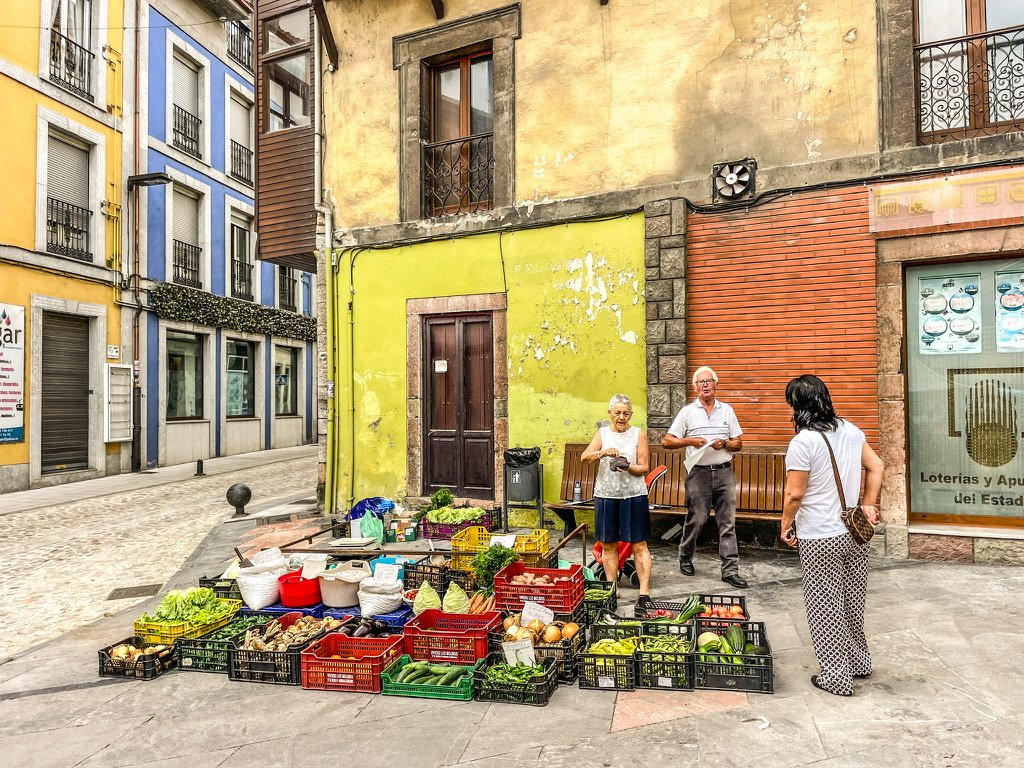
[{"left": 352, "top": 623, "right": 372, "bottom": 638}]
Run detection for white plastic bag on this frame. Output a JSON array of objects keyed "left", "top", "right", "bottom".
[
  {"left": 357, "top": 575, "right": 403, "bottom": 617},
  {"left": 236, "top": 549, "right": 288, "bottom": 610}
]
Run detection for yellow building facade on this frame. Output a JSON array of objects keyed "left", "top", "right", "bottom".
[{"left": 0, "top": 0, "right": 131, "bottom": 490}]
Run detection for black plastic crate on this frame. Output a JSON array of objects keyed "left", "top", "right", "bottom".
[
  {"left": 693, "top": 620, "right": 773, "bottom": 694},
  {"left": 227, "top": 613, "right": 326, "bottom": 686},
  {"left": 533, "top": 627, "right": 585, "bottom": 683},
  {"left": 98, "top": 637, "right": 177, "bottom": 680},
  {"left": 402, "top": 560, "right": 448, "bottom": 592},
  {"left": 635, "top": 628, "right": 694, "bottom": 691},
  {"left": 176, "top": 612, "right": 275, "bottom": 673},
  {"left": 198, "top": 576, "right": 243, "bottom": 602},
  {"left": 578, "top": 650, "right": 635, "bottom": 691},
  {"left": 582, "top": 580, "right": 617, "bottom": 626},
  {"left": 473, "top": 653, "right": 558, "bottom": 706},
  {"left": 587, "top": 610, "right": 642, "bottom": 644},
  {"left": 488, "top": 604, "right": 587, "bottom": 653},
  {"left": 444, "top": 566, "right": 478, "bottom": 594}
]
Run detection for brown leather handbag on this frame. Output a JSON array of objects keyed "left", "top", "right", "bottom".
[{"left": 819, "top": 432, "right": 875, "bottom": 545}]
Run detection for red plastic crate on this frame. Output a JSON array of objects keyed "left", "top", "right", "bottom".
[
  {"left": 493, "top": 562, "right": 584, "bottom": 614},
  {"left": 300, "top": 634, "right": 404, "bottom": 693},
  {"left": 403, "top": 609, "right": 502, "bottom": 664}
]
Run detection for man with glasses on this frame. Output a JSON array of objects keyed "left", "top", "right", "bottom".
[{"left": 663, "top": 366, "right": 748, "bottom": 589}]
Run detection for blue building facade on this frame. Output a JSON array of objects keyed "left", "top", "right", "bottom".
[{"left": 137, "top": 1, "right": 315, "bottom": 468}]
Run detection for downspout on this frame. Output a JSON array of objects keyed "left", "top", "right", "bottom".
[
  {"left": 324, "top": 248, "right": 336, "bottom": 514},
  {"left": 130, "top": 0, "right": 144, "bottom": 472},
  {"left": 347, "top": 248, "right": 359, "bottom": 511}
]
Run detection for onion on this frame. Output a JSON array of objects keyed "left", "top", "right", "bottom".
[
  {"left": 560, "top": 622, "right": 580, "bottom": 639},
  {"left": 541, "top": 625, "right": 562, "bottom": 643},
  {"left": 503, "top": 615, "right": 520, "bottom": 631},
  {"left": 526, "top": 618, "right": 546, "bottom": 634}
]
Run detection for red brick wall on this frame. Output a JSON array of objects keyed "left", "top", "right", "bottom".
[{"left": 686, "top": 187, "right": 879, "bottom": 446}]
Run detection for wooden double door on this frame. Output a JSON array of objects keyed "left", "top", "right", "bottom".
[{"left": 423, "top": 313, "right": 494, "bottom": 500}]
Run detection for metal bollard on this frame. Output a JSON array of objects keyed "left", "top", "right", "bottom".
[
  {"left": 227, "top": 483, "right": 252, "bottom": 518},
  {"left": 194, "top": 459, "right": 206, "bottom": 477}
]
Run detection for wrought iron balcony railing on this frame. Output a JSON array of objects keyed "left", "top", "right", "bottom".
[
  {"left": 916, "top": 24, "right": 1024, "bottom": 143},
  {"left": 231, "top": 258, "right": 254, "bottom": 301},
  {"left": 230, "top": 140, "right": 253, "bottom": 185},
  {"left": 48, "top": 30, "right": 94, "bottom": 101},
  {"left": 278, "top": 271, "right": 297, "bottom": 312},
  {"left": 172, "top": 105, "right": 202, "bottom": 159},
  {"left": 227, "top": 21, "right": 253, "bottom": 70},
  {"left": 46, "top": 197, "right": 92, "bottom": 261},
  {"left": 423, "top": 133, "right": 494, "bottom": 217},
  {"left": 172, "top": 239, "right": 203, "bottom": 289}
]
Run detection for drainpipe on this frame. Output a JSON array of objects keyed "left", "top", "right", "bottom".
[{"left": 131, "top": 0, "right": 142, "bottom": 472}]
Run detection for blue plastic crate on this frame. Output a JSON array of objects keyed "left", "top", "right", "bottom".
[
  {"left": 369, "top": 555, "right": 425, "bottom": 583},
  {"left": 241, "top": 602, "right": 326, "bottom": 619},
  {"left": 323, "top": 603, "right": 413, "bottom": 629}
]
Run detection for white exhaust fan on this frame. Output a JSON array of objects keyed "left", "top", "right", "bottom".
[{"left": 711, "top": 158, "right": 757, "bottom": 202}]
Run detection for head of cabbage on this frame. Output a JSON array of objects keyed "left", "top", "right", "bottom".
[
  {"left": 413, "top": 580, "right": 441, "bottom": 615},
  {"left": 442, "top": 581, "right": 470, "bottom": 614}
]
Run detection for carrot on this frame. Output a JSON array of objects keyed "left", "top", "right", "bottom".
[{"left": 468, "top": 592, "right": 483, "bottom": 613}]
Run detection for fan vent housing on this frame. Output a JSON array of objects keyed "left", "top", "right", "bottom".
[{"left": 711, "top": 158, "right": 757, "bottom": 202}]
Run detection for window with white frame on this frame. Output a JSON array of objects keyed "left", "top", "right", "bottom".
[
  {"left": 172, "top": 53, "right": 202, "bottom": 158},
  {"left": 167, "top": 331, "right": 204, "bottom": 419},
  {"left": 172, "top": 187, "right": 202, "bottom": 288},
  {"left": 229, "top": 211, "right": 253, "bottom": 301},
  {"left": 48, "top": 0, "right": 95, "bottom": 101},
  {"left": 274, "top": 346, "right": 298, "bottom": 416},
  {"left": 46, "top": 130, "right": 92, "bottom": 262},
  {"left": 226, "top": 339, "right": 255, "bottom": 417},
  {"left": 229, "top": 92, "right": 253, "bottom": 184}
]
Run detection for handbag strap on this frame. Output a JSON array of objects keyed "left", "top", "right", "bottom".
[{"left": 817, "top": 431, "right": 849, "bottom": 509}]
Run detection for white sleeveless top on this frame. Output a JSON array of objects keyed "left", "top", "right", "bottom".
[{"left": 593, "top": 426, "right": 648, "bottom": 499}]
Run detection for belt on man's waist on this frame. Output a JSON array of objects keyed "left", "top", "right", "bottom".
[{"left": 693, "top": 462, "right": 732, "bottom": 470}]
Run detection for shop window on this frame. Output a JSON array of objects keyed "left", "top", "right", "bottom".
[
  {"left": 905, "top": 258, "right": 1024, "bottom": 526},
  {"left": 167, "top": 331, "right": 203, "bottom": 419},
  {"left": 227, "top": 339, "right": 255, "bottom": 418},
  {"left": 274, "top": 346, "right": 298, "bottom": 416}
]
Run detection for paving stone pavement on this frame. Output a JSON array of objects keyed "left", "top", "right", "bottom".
[{"left": 0, "top": 447, "right": 317, "bottom": 660}]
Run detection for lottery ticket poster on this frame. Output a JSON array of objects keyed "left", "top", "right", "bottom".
[
  {"left": 918, "top": 274, "right": 982, "bottom": 354},
  {"left": 995, "top": 271, "right": 1024, "bottom": 352}
]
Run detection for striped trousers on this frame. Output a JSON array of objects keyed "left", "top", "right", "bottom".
[{"left": 798, "top": 533, "right": 871, "bottom": 696}]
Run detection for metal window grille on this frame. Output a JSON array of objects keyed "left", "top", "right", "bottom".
[
  {"left": 423, "top": 133, "right": 494, "bottom": 216},
  {"left": 48, "top": 30, "right": 94, "bottom": 101},
  {"left": 46, "top": 197, "right": 91, "bottom": 261},
  {"left": 172, "top": 105, "right": 202, "bottom": 158},
  {"left": 230, "top": 140, "right": 253, "bottom": 184},
  {"left": 227, "top": 20, "right": 253, "bottom": 69},
  {"left": 172, "top": 240, "right": 202, "bottom": 288},
  {"left": 278, "top": 268, "right": 297, "bottom": 312}
]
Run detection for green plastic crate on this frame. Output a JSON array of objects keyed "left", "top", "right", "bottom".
[{"left": 380, "top": 655, "right": 480, "bottom": 700}]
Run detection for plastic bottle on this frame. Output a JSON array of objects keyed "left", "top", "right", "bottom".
[{"left": 572, "top": 481, "right": 582, "bottom": 503}]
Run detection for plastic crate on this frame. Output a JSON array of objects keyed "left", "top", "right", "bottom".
[
  {"left": 323, "top": 603, "right": 413, "bottom": 629},
  {"left": 487, "top": 603, "right": 586, "bottom": 653},
  {"left": 694, "top": 593, "right": 750, "bottom": 628},
  {"left": 369, "top": 555, "right": 425, "bottom": 582},
  {"left": 493, "top": 562, "right": 584, "bottom": 614},
  {"left": 635, "top": 627, "right": 695, "bottom": 691},
  {"left": 403, "top": 560, "right": 448, "bottom": 592},
  {"left": 176, "top": 611, "right": 276, "bottom": 673},
  {"left": 444, "top": 566, "right": 478, "bottom": 594},
  {"left": 133, "top": 598, "right": 241, "bottom": 645},
  {"left": 300, "top": 633, "right": 404, "bottom": 693},
  {"left": 578, "top": 650, "right": 636, "bottom": 691},
  {"left": 240, "top": 602, "right": 326, "bottom": 618},
  {"left": 533, "top": 626, "right": 585, "bottom": 683},
  {"left": 473, "top": 653, "right": 559, "bottom": 706},
  {"left": 381, "top": 655, "right": 481, "bottom": 700},
  {"left": 419, "top": 508, "right": 496, "bottom": 540},
  {"left": 198, "top": 576, "right": 242, "bottom": 601},
  {"left": 587, "top": 610, "right": 643, "bottom": 643},
  {"left": 451, "top": 526, "right": 549, "bottom": 556},
  {"left": 693, "top": 620, "right": 774, "bottom": 694},
  {"left": 582, "top": 580, "right": 618, "bottom": 626},
  {"left": 227, "top": 612, "right": 328, "bottom": 685},
  {"left": 98, "top": 637, "right": 177, "bottom": 680},
  {"left": 404, "top": 609, "right": 502, "bottom": 664}
]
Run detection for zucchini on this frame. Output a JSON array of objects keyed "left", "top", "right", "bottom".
[
  {"left": 393, "top": 661, "right": 429, "bottom": 683},
  {"left": 725, "top": 624, "right": 746, "bottom": 657},
  {"left": 403, "top": 667, "right": 434, "bottom": 683},
  {"left": 439, "top": 668, "right": 467, "bottom": 686},
  {"left": 430, "top": 665, "right": 454, "bottom": 676}
]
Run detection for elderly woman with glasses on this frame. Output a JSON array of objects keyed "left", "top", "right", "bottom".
[
  {"left": 581, "top": 394, "right": 653, "bottom": 611},
  {"left": 663, "top": 366, "right": 747, "bottom": 589}
]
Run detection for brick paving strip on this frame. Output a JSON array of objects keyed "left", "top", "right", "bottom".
[{"left": 0, "top": 455, "right": 316, "bottom": 659}]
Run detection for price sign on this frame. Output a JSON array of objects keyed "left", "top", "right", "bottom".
[
  {"left": 501, "top": 638, "right": 537, "bottom": 666},
  {"left": 489, "top": 534, "right": 517, "bottom": 548},
  {"left": 520, "top": 600, "right": 554, "bottom": 626},
  {"left": 300, "top": 559, "right": 327, "bottom": 580},
  {"left": 375, "top": 563, "right": 402, "bottom": 583}
]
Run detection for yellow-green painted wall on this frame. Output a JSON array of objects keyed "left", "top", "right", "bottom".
[
  {"left": 329, "top": 215, "right": 646, "bottom": 510},
  {"left": 323, "top": 0, "right": 878, "bottom": 228}
]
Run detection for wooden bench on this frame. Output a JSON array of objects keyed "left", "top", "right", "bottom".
[{"left": 543, "top": 443, "right": 786, "bottom": 539}]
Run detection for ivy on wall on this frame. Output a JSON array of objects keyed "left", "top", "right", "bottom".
[{"left": 149, "top": 283, "right": 316, "bottom": 342}]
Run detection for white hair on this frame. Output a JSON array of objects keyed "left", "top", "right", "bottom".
[
  {"left": 608, "top": 393, "right": 632, "bottom": 409},
  {"left": 692, "top": 366, "right": 719, "bottom": 387}
]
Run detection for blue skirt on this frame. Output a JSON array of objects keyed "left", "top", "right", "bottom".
[{"left": 595, "top": 495, "right": 651, "bottom": 544}]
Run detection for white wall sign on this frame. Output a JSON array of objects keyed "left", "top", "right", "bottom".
[{"left": 0, "top": 304, "right": 25, "bottom": 444}]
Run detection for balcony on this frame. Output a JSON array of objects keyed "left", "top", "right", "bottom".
[
  {"left": 172, "top": 105, "right": 202, "bottom": 159},
  {"left": 423, "top": 133, "right": 494, "bottom": 217},
  {"left": 916, "top": 24, "right": 1024, "bottom": 143},
  {"left": 172, "top": 240, "right": 203, "bottom": 289},
  {"left": 230, "top": 140, "right": 253, "bottom": 185},
  {"left": 48, "top": 30, "right": 94, "bottom": 102},
  {"left": 46, "top": 197, "right": 91, "bottom": 261},
  {"left": 227, "top": 21, "right": 253, "bottom": 70},
  {"left": 231, "top": 258, "right": 254, "bottom": 301},
  {"left": 278, "top": 270, "right": 297, "bottom": 312}
]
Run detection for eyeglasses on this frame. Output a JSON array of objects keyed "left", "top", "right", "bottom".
[{"left": 695, "top": 380, "right": 715, "bottom": 386}]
